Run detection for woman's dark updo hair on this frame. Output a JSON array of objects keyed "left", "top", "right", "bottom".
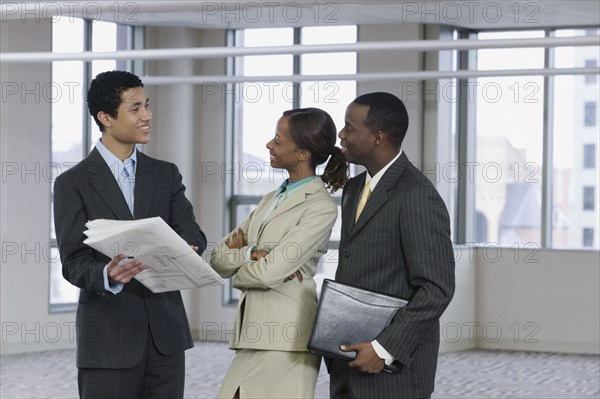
[{"left": 283, "top": 107, "right": 348, "bottom": 193}]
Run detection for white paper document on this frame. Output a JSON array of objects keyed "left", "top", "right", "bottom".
[{"left": 83, "top": 217, "right": 225, "bottom": 293}]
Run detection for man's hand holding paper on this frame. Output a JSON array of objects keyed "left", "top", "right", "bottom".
[
  {"left": 107, "top": 254, "right": 145, "bottom": 284},
  {"left": 84, "top": 217, "right": 225, "bottom": 293}
]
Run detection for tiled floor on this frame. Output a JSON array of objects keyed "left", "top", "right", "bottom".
[{"left": 1, "top": 342, "right": 599, "bottom": 398}]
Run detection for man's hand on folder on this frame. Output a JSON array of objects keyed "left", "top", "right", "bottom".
[
  {"left": 108, "top": 253, "right": 146, "bottom": 284},
  {"left": 341, "top": 342, "right": 385, "bottom": 374}
]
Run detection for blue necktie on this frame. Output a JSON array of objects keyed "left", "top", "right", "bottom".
[{"left": 122, "top": 159, "right": 135, "bottom": 216}]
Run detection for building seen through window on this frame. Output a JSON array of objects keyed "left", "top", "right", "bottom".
[{"left": 552, "top": 29, "right": 599, "bottom": 249}]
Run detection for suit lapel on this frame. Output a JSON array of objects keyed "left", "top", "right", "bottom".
[
  {"left": 133, "top": 152, "right": 158, "bottom": 219},
  {"left": 349, "top": 153, "right": 409, "bottom": 238},
  {"left": 86, "top": 148, "right": 133, "bottom": 220},
  {"left": 248, "top": 191, "right": 276, "bottom": 242},
  {"left": 256, "top": 178, "right": 321, "bottom": 239}
]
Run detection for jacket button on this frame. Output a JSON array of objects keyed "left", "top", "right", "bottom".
[{"left": 344, "top": 251, "right": 350, "bottom": 258}]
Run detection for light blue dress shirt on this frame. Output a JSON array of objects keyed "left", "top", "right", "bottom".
[{"left": 95, "top": 139, "right": 138, "bottom": 294}]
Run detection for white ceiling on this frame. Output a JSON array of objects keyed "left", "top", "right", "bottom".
[
  {"left": 129, "top": 1, "right": 600, "bottom": 30},
  {"left": 1, "top": 1, "right": 599, "bottom": 30}
]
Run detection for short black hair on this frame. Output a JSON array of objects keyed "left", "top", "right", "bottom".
[
  {"left": 353, "top": 92, "right": 409, "bottom": 148},
  {"left": 87, "top": 70, "right": 144, "bottom": 132}
]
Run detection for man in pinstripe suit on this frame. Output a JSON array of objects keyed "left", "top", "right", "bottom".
[{"left": 330, "top": 92, "right": 455, "bottom": 399}]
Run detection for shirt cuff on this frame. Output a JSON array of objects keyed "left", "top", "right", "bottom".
[
  {"left": 372, "top": 339, "right": 395, "bottom": 366},
  {"left": 103, "top": 264, "right": 123, "bottom": 295},
  {"left": 243, "top": 245, "right": 257, "bottom": 262}
]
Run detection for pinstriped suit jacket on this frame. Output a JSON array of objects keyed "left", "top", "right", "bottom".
[
  {"left": 333, "top": 152, "right": 455, "bottom": 398},
  {"left": 54, "top": 148, "right": 206, "bottom": 369}
]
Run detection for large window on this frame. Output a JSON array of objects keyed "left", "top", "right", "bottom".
[
  {"left": 552, "top": 29, "right": 600, "bottom": 249},
  {"left": 50, "top": 18, "right": 132, "bottom": 311},
  {"left": 455, "top": 28, "right": 600, "bottom": 250},
  {"left": 233, "top": 27, "right": 294, "bottom": 198},
  {"left": 49, "top": 17, "right": 86, "bottom": 311},
  {"left": 474, "top": 30, "right": 544, "bottom": 246},
  {"left": 223, "top": 25, "right": 600, "bottom": 307},
  {"left": 226, "top": 25, "right": 356, "bottom": 303}
]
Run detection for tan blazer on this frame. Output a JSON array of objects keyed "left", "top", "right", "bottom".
[{"left": 211, "top": 178, "right": 337, "bottom": 352}]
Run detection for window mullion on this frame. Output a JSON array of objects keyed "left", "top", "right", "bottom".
[
  {"left": 541, "top": 29, "right": 555, "bottom": 249},
  {"left": 293, "top": 27, "right": 301, "bottom": 109},
  {"left": 457, "top": 30, "right": 477, "bottom": 244},
  {"left": 83, "top": 19, "right": 93, "bottom": 156}
]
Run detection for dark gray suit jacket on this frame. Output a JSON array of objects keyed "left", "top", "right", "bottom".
[
  {"left": 333, "top": 152, "right": 455, "bottom": 398},
  {"left": 54, "top": 148, "right": 206, "bottom": 369}
]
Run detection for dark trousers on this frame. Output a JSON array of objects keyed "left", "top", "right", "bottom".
[
  {"left": 329, "top": 359, "right": 431, "bottom": 399},
  {"left": 78, "top": 328, "right": 185, "bottom": 399},
  {"left": 330, "top": 359, "right": 354, "bottom": 399}
]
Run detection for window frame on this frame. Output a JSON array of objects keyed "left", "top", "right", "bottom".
[
  {"left": 49, "top": 19, "right": 136, "bottom": 313},
  {"left": 583, "top": 227, "right": 594, "bottom": 247},
  {"left": 583, "top": 143, "right": 597, "bottom": 169},
  {"left": 584, "top": 59, "right": 597, "bottom": 85},
  {"left": 583, "top": 186, "right": 595, "bottom": 211},
  {"left": 584, "top": 101, "right": 597, "bottom": 127},
  {"left": 453, "top": 26, "right": 600, "bottom": 250}
]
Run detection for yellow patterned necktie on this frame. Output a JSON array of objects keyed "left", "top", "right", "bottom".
[{"left": 355, "top": 180, "right": 371, "bottom": 223}]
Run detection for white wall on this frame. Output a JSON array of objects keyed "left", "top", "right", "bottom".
[
  {"left": 475, "top": 248, "right": 600, "bottom": 353},
  {"left": 439, "top": 246, "right": 477, "bottom": 352},
  {"left": 439, "top": 247, "right": 600, "bottom": 354}
]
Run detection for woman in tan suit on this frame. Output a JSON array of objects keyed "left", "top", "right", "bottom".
[{"left": 211, "top": 108, "right": 348, "bottom": 399}]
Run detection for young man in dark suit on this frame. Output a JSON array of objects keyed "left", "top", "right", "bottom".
[
  {"left": 330, "top": 92, "right": 455, "bottom": 399},
  {"left": 53, "top": 70, "right": 206, "bottom": 398}
]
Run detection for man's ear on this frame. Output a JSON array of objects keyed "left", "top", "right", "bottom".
[
  {"left": 372, "top": 130, "right": 385, "bottom": 146},
  {"left": 97, "top": 111, "right": 112, "bottom": 129}
]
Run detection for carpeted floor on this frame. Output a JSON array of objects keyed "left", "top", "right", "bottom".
[{"left": 1, "top": 342, "right": 599, "bottom": 398}]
